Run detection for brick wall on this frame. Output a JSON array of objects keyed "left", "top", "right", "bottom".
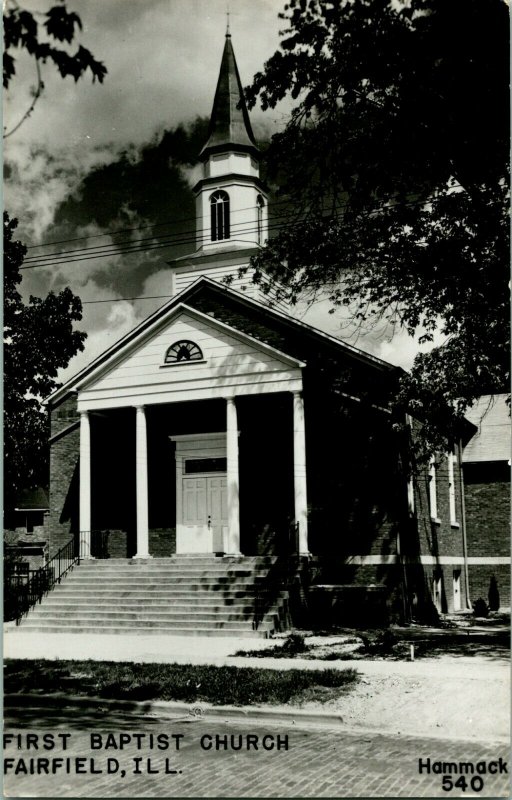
[
  {"left": 411, "top": 447, "right": 465, "bottom": 560},
  {"left": 48, "top": 395, "right": 80, "bottom": 558},
  {"left": 105, "top": 530, "right": 128, "bottom": 559},
  {"left": 468, "top": 565, "right": 510, "bottom": 609},
  {"left": 463, "top": 462, "right": 510, "bottom": 557},
  {"left": 149, "top": 528, "right": 176, "bottom": 557},
  {"left": 463, "top": 461, "right": 510, "bottom": 609}
]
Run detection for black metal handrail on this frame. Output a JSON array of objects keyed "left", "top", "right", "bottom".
[
  {"left": 4, "top": 536, "right": 79, "bottom": 624},
  {"left": 253, "top": 530, "right": 299, "bottom": 631}
]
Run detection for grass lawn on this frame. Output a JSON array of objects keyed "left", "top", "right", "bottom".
[{"left": 4, "top": 659, "right": 358, "bottom": 706}]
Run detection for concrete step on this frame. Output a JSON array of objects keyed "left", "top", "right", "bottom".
[
  {"left": 16, "top": 624, "right": 270, "bottom": 637},
  {"left": 20, "top": 556, "right": 290, "bottom": 638},
  {"left": 35, "top": 600, "right": 258, "bottom": 612},
  {"left": 78, "top": 556, "right": 278, "bottom": 563},
  {"left": 77, "top": 560, "right": 278, "bottom": 570},
  {"left": 26, "top": 609, "right": 275, "bottom": 622},
  {"left": 20, "top": 614, "right": 274, "bottom": 629},
  {"left": 60, "top": 575, "right": 269, "bottom": 585},
  {"left": 44, "top": 584, "right": 276, "bottom": 599}
]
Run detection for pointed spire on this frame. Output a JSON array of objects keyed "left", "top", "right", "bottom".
[{"left": 200, "top": 34, "right": 259, "bottom": 160}]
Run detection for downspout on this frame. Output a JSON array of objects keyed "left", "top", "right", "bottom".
[
  {"left": 459, "top": 437, "right": 471, "bottom": 609},
  {"left": 398, "top": 414, "right": 416, "bottom": 623}
]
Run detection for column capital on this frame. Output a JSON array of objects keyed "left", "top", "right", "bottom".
[
  {"left": 135, "top": 404, "right": 146, "bottom": 411},
  {"left": 292, "top": 390, "right": 303, "bottom": 399},
  {"left": 79, "top": 410, "right": 89, "bottom": 418}
]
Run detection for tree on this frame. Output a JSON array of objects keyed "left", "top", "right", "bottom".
[
  {"left": 4, "top": 213, "right": 87, "bottom": 511},
  {"left": 245, "top": 0, "right": 509, "bottom": 456},
  {"left": 4, "top": 0, "right": 106, "bottom": 137}
]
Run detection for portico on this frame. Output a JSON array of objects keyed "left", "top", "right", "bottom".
[{"left": 74, "top": 301, "right": 309, "bottom": 559}]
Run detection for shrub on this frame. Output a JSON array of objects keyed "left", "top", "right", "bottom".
[
  {"left": 281, "top": 632, "right": 309, "bottom": 655},
  {"left": 359, "top": 629, "right": 397, "bottom": 655},
  {"left": 472, "top": 598, "right": 489, "bottom": 618}
]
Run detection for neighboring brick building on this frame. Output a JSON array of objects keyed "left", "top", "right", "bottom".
[
  {"left": 4, "top": 487, "right": 49, "bottom": 571},
  {"left": 42, "top": 31, "right": 506, "bottom": 628},
  {"left": 462, "top": 395, "right": 510, "bottom": 610}
]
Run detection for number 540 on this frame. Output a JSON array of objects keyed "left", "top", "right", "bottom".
[{"left": 442, "top": 775, "right": 484, "bottom": 792}]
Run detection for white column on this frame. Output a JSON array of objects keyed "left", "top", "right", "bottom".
[
  {"left": 226, "top": 397, "right": 241, "bottom": 555},
  {"left": 79, "top": 411, "right": 92, "bottom": 559},
  {"left": 134, "top": 405, "right": 150, "bottom": 558},
  {"left": 293, "top": 391, "right": 309, "bottom": 556}
]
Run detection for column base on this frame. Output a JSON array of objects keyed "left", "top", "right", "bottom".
[{"left": 132, "top": 554, "right": 153, "bottom": 560}]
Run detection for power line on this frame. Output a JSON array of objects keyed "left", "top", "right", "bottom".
[
  {"left": 19, "top": 216, "right": 301, "bottom": 271},
  {"left": 19, "top": 188, "right": 466, "bottom": 273},
  {"left": 21, "top": 203, "right": 294, "bottom": 264},
  {"left": 82, "top": 293, "right": 176, "bottom": 305},
  {"left": 23, "top": 197, "right": 294, "bottom": 252},
  {"left": 22, "top": 183, "right": 465, "bottom": 259}
]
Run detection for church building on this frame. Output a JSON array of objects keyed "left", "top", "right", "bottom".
[{"left": 18, "top": 32, "right": 506, "bottom": 636}]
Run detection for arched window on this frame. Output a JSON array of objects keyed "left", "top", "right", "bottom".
[
  {"left": 165, "top": 340, "right": 203, "bottom": 364},
  {"left": 256, "top": 194, "right": 265, "bottom": 245},
  {"left": 210, "top": 190, "right": 230, "bottom": 241}
]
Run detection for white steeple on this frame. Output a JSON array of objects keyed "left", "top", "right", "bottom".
[{"left": 193, "top": 31, "right": 268, "bottom": 253}]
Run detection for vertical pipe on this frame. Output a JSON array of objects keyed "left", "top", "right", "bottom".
[{"left": 459, "top": 438, "right": 471, "bottom": 609}]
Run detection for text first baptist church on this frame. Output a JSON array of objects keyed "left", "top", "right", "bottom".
[{"left": 34, "top": 31, "right": 509, "bottom": 636}]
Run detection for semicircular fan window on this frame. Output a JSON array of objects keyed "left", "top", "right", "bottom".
[{"left": 165, "top": 340, "right": 203, "bottom": 364}]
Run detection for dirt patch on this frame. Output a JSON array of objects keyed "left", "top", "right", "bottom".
[{"left": 290, "top": 667, "right": 510, "bottom": 742}]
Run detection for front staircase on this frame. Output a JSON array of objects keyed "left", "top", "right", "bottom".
[{"left": 15, "top": 556, "right": 291, "bottom": 638}]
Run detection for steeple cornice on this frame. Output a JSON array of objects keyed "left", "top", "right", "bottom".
[{"left": 200, "top": 34, "right": 259, "bottom": 161}]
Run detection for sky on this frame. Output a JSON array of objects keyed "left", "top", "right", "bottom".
[{"left": 4, "top": 0, "right": 438, "bottom": 384}]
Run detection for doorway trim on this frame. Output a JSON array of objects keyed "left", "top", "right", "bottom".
[{"left": 170, "top": 433, "right": 228, "bottom": 554}]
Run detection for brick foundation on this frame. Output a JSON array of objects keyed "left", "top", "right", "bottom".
[{"left": 149, "top": 528, "right": 176, "bottom": 557}]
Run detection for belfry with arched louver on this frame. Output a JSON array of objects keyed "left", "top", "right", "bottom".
[{"left": 210, "top": 190, "right": 230, "bottom": 241}]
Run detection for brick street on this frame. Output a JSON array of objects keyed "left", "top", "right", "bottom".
[{"left": 3, "top": 704, "right": 510, "bottom": 798}]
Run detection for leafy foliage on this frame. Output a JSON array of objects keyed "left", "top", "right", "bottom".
[
  {"left": 246, "top": 0, "right": 509, "bottom": 454},
  {"left": 3, "top": 213, "right": 86, "bottom": 511},
  {"left": 3, "top": 0, "right": 107, "bottom": 89}
]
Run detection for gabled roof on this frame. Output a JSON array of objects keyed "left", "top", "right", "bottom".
[
  {"left": 200, "top": 33, "right": 259, "bottom": 160},
  {"left": 463, "top": 395, "right": 511, "bottom": 463},
  {"left": 47, "top": 276, "right": 398, "bottom": 407}
]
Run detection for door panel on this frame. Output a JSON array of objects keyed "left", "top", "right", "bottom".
[
  {"left": 208, "top": 476, "right": 227, "bottom": 552},
  {"left": 179, "top": 475, "right": 227, "bottom": 553},
  {"left": 183, "top": 478, "right": 207, "bottom": 525}
]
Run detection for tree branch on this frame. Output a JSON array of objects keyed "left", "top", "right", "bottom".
[{"left": 4, "top": 59, "right": 43, "bottom": 139}]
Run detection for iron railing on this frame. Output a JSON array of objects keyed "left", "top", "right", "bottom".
[
  {"left": 78, "top": 530, "right": 110, "bottom": 559},
  {"left": 4, "top": 536, "right": 79, "bottom": 624},
  {"left": 253, "top": 523, "right": 302, "bottom": 632}
]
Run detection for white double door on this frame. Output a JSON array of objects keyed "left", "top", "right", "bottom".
[{"left": 181, "top": 474, "right": 228, "bottom": 553}]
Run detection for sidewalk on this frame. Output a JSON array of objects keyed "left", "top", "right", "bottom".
[{"left": 4, "top": 628, "right": 509, "bottom": 743}]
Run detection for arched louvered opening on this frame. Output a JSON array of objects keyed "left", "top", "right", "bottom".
[{"left": 210, "top": 190, "right": 230, "bottom": 241}]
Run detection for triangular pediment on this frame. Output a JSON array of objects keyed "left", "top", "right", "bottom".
[{"left": 74, "top": 304, "right": 305, "bottom": 409}]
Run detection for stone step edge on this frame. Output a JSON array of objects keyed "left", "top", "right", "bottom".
[{"left": 13, "top": 628, "right": 270, "bottom": 638}]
